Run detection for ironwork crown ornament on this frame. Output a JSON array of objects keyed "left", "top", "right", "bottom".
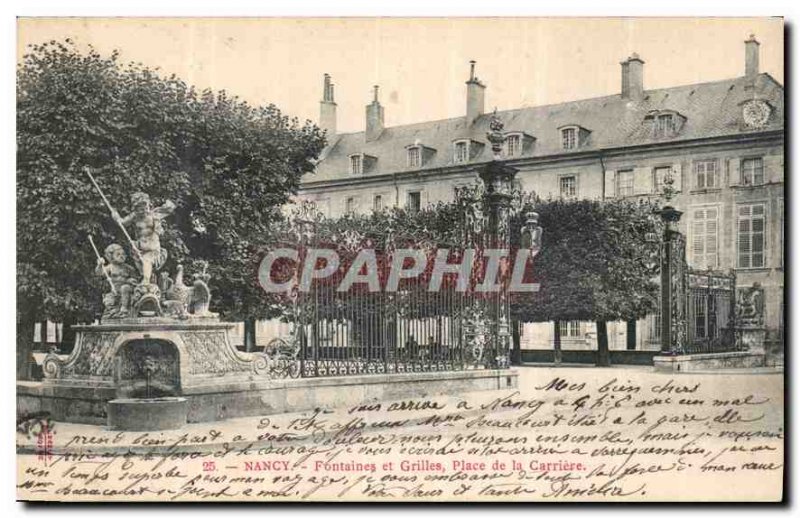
[
  {"left": 660, "top": 166, "right": 678, "bottom": 203},
  {"left": 487, "top": 108, "right": 506, "bottom": 160}
]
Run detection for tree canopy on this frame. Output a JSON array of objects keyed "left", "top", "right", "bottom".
[
  {"left": 17, "top": 39, "right": 326, "bottom": 325},
  {"left": 509, "top": 197, "right": 662, "bottom": 324}
]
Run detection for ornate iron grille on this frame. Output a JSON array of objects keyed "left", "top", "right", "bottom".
[
  {"left": 263, "top": 191, "right": 515, "bottom": 379},
  {"left": 684, "top": 269, "right": 740, "bottom": 354},
  {"left": 658, "top": 205, "right": 740, "bottom": 355}
]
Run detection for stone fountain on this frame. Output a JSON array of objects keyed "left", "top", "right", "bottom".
[
  {"left": 32, "top": 185, "right": 271, "bottom": 430},
  {"left": 17, "top": 172, "right": 520, "bottom": 428}
]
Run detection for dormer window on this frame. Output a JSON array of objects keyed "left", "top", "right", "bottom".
[
  {"left": 506, "top": 134, "right": 522, "bottom": 157},
  {"left": 350, "top": 154, "right": 363, "bottom": 175},
  {"left": 562, "top": 128, "right": 577, "bottom": 150},
  {"left": 645, "top": 110, "right": 685, "bottom": 138},
  {"left": 454, "top": 140, "right": 470, "bottom": 163},
  {"left": 408, "top": 146, "right": 422, "bottom": 168},
  {"left": 558, "top": 125, "right": 589, "bottom": 150},
  {"left": 452, "top": 139, "right": 484, "bottom": 164},
  {"left": 654, "top": 114, "right": 675, "bottom": 138},
  {"left": 348, "top": 153, "right": 377, "bottom": 175},
  {"left": 404, "top": 142, "right": 435, "bottom": 169},
  {"left": 503, "top": 131, "right": 535, "bottom": 157}
]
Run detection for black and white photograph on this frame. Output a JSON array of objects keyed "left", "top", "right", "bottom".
[{"left": 12, "top": 13, "right": 786, "bottom": 503}]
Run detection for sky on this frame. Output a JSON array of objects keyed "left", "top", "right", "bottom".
[{"left": 17, "top": 17, "right": 784, "bottom": 134}]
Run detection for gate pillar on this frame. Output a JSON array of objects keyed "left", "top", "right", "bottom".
[
  {"left": 477, "top": 111, "right": 519, "bottom": 368},
  {"left": 658, "top": 205, "right": 685, "bottom": 353}
]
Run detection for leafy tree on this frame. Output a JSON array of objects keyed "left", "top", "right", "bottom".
[
  {"left": 509, "top": 198, "right": 662, "bottom": 366},
  {"left": 17, "top": 40, "right": 325, "bottom": 376}
]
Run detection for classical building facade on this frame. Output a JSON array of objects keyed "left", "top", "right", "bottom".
[{"left": 296, "top": 36, "right": 784, "bottom": 354}]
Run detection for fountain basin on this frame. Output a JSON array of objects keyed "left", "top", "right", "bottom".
[{"left": 107, "top": 397, "right": 188, "bottom": 431}]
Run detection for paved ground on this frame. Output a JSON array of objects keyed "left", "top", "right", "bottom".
[
  {"left": 17, "top": 364, "right": 784, "bottom": 448},
  {"left": 17, "top": 365, "right": 785, "bottom": 502}
]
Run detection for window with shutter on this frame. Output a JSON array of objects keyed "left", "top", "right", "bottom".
[
  {"left": 617, "top": 170, "right": 634, "bottom": 197},
  {"left": 691, "top": 207, "right": 719, "bottom": 269},
  {"left": 741, "top": 158, "right": 765, "bottom": 186},
  {"left": 737, "top": 203, "right": 766, "bottom": 268},
  {"left": 694, "top": 160, "right": 718, "bottom": 189},
  {"left": 559, "top": 176, "right": 577, "bottom": 199}
]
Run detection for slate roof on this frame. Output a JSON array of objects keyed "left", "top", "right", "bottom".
[{"left": 305, "top": 73, "right": 784, "bottom": 184}]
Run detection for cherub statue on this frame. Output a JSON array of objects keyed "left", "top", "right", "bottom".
[
  {"left": 112, "top": 192, "right": 175, "bottom": 286},
  {"left": 736, "top": 282, "right": 765, "bottom": 326},
  {"left": 95, "top": 243, "right": 138, "bottom": 318}
]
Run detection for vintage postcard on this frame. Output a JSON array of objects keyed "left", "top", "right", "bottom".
[{"left": 16, "top": 17, "right": 785, "bottom": 502}]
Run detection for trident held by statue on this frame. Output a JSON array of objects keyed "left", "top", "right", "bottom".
[
  {"left": 83, "top": 167, "right": 144, "bottom": 263},
  {"left": 88, "top": 235, "right": 117, "bottom": 295}
]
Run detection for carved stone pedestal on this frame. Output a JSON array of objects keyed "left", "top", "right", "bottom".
[
  {"left": 29, "top": 317, "right": 269, "bottom": 426},
  {"left": 738, "top": 325, "right": 767, "bottom": 355},
  {"left": 18, "top": 315, "right": 519, "bottom": 426}
]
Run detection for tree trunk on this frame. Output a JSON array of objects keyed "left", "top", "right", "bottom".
[
  {"left": 626, "top": 320, "right": 637, "bottom": 350},
  {"left": 61, "top": 314, "right": 78, "bottom": 354},
  {"left": 553, "top": 321, "right": 562, "bottom": 364},
  {"left": 17, "top": 313, "right": 36, "bottom": 381},
  {"left": 39, "top": 320, "right": 48, "bottom": 349},
  {"left": 244, "top": 317, "right": 257, "bottom": 352},
  {"left": 596, "top": 320, "right": 610, "bottom": 367},
  {"left": 511, "top": 317, "right": 522, "bottom": 366}
]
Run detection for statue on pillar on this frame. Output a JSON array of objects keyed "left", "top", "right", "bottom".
[
  {"left": 736, "top": 282, "right": 765, "bottom": 327},
  {"left": 111, "top": 192, "right": 176, "bottom": 286}
]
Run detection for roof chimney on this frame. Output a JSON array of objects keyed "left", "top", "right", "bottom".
[
  {"left": 620, "top": 53, "right": 645, "bottom": 101},
  {"left": 745, "top": 34, "right": 760, "bottom": 78},
  {"left": 319, "top": 73, "right": 337, "bottom": 137},
  {"left": 465, "top": 60, "right": 486, "bottom": 124},
  {"left": 365, "top": 85, "right": 384, "bottom": 142}
]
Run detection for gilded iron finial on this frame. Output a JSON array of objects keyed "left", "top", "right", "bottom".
[
  {"left": 661, "top": 167, "right": 677, "bottom": 203},
  {"left": 487, "top": 108, "right": 505, "bottom": 159}
]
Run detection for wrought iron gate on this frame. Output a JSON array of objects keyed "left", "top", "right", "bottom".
[
  {"left": 263, "top": 193, "right": 513, "bottom": 379},
  {"left": 658, "top": 206, "right": 739, "bottom": 354},
  {"left": 685, "top": 269, "right": 738, "bottom": 353}
]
